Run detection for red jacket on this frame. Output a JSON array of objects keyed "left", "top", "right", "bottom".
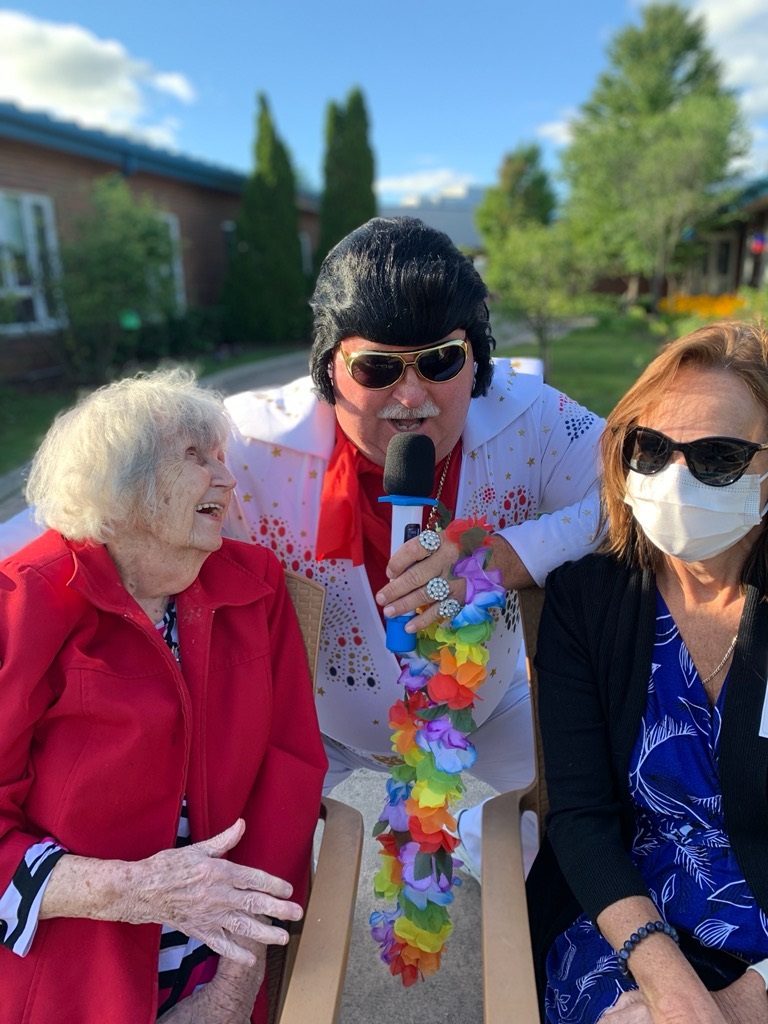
[{"left": 0, "top": 532, "right": 327, "bottom": 1024}]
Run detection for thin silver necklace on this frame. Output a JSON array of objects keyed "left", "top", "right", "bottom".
[{"left": 700, "top": 634, "right": 738, "bottom": 686}]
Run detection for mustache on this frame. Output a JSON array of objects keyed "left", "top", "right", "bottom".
[{"left": 378, "top": 399, "right": 441, "bottom": 420}]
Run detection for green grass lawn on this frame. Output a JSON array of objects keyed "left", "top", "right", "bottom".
[
  {"left": 0, "top": 344, "right": 308, "bottom": 478},
  {"left": 0, "top": 384, "right": 78, "bottom": 477},
  {"left": 495, "top": 316, "right": 662, "bottom": 417},
  {"left": 0, "top": 318, "right": 659, "bottom": 477}
]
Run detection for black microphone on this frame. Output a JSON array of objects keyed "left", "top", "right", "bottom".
[{"left": 379, "top": 433, "right": 437, "bottom": 652}]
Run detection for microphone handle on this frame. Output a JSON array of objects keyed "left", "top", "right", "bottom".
[
  {"left": 379, "top": 495, "right": 438, "bottom": 654},
  {"left": 390, "top": 503, "right": 426, "bottom": 557}
]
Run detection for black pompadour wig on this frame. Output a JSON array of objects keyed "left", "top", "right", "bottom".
[{"left": 309, "top": 216, "right": 496, "bottom": 404}]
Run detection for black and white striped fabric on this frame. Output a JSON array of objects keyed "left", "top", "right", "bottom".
[
  {"left": 0, "top": 838, "right": 66, "bottom": 955},
  {"left": 156, "top": 602, "right": 218, "bottom": 1016}
]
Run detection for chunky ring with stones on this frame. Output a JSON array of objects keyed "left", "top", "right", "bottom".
[
  {"left": 417, "top": 529, "right": 441, "bottom": 552},
  {"left": 438, "top": 598, "right": 462, "bottom": 620},
  {"left": 425, "top": 576, "right": 450, "bottom": 601}
]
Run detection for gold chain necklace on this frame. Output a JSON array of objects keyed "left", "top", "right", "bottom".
[
  {"left": 701, "top": 634, "right": 738, "bottom": 686},
  {"left": 425, "top": 450, "right": 453, "bottom": 531}
]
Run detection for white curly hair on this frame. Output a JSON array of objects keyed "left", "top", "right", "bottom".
[{"left": 26, "top": 366, "right": 230, "bottom": 543}]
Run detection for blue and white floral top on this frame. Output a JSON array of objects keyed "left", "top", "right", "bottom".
[{"left": 544, "top": 591, "right": 768, "bottom": 1023}]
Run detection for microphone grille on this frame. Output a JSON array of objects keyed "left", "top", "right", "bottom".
[{"left": 383, "top": 433, "right": 436, "bottom": 497}]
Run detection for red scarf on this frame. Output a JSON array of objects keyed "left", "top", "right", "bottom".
[{"left": 316, "top": 426, "right": 461, "bottom": 599}]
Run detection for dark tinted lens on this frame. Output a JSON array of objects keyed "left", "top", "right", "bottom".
[
  {"left": 349, "top": 353, "right": 403, "bottom": 389},
  {"left": 686, "top": 439, "right": 753, "bottom": 486},
  {"left": 417, "top": 342, "right": 467, "bottom": 382},
  {"left": 624, "top": 427, "right": 757, "bottom": 486},
  {"left": 623, "top": 428, "right": 671, "bottom": 475}
]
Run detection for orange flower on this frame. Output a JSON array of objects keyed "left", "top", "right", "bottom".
[
  {"left": 438, "top": 648, "right": 486, "bottom": 690},
  {"left": 405, "top": 800, "right": 456, "bottom": 831},
  {"left": 401, "top": 945, "right": 442, "bottom": 976},
  {"left": 389, "top": 699, "right": 420, "bottom": 751}
]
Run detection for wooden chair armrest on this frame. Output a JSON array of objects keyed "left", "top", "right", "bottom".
[
  {"left": 482, "top": 789, "right": 539, "bottom": 1024},
  {"left": 276, "top": 797, "right": 364, "bottom": 1024}
]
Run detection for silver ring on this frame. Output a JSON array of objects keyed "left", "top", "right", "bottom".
[
  {"left": 425, "top": 576, "right": 450, "bottom": 601},
  {"left": 438, "top": 598, "right": 462, "bottom": 620},
  {"left": 418, "top": 529, "right": 441, "bottom": 552}
]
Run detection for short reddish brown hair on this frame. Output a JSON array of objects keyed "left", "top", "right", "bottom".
[{"left": 600, "top": 319, "right": 768, "bottom": 588}]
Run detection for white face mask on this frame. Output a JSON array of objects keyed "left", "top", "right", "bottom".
[{"left": 624, "top": 462, "right": 768, "bottom": 562}]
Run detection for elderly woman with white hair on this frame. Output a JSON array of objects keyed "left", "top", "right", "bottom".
[{"left": 0, "top": 368, "right": 327, "bottom": 1024}]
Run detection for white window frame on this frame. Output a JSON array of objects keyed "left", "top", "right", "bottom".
[
  {"left": 157, "top": 211, "right": 187, "bottom": 314},
  {"left": 0, "top": 191, "right": 63, "bottom": 334}
]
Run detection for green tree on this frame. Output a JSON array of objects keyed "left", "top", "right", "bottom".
[
  {"left": 224, "top": 93, "right": 308, "bottom": 343},
  {"left": 475, "top": 143, "right": 556, "bottom": 245},
  {"left": 316, "top": 86, "right": 376, "bottom": 266},
  {"left": 59, "top": 174, "right": 175, "bottom": 382},
  {"left": 477, "top": 142, "right": 574, "bottom": 376},
  {"left": 484, "top": 220, "right": 591, "bottom": 380},
  {"left": 562, "top": 3, "right": 747, "bottom": 307}
]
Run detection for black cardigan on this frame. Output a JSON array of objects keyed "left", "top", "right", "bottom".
[{"left": 530, "top": 553, "right": 768, "bottom": 934}]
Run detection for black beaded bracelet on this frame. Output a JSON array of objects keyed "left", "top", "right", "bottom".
[{"left": 617, "top": 920, "right": 680, "bottom": 978}]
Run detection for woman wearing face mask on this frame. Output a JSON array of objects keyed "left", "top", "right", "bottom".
[{"left": 527, "top": 321, "right": 768, "bottom": 1024}]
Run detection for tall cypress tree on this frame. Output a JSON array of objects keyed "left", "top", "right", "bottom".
[
  {"left": 316, "top": 87, "right": 377, "bottom": 267},
  {"left": 224, "top": 93, "right": 308, "bottom": 343},
  {"left": 343, "top": 88, "right": 376, "bottom": 229}
]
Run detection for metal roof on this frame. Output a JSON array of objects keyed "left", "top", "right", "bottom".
[{"left": 0, "top": 101, "right": 318, "bottom": 209}]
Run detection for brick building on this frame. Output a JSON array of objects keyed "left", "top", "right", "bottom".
[{"left": 0, "top": 102, "right": 318, "bottom": 381}]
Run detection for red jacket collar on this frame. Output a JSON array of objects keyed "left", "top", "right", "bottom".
[{"left": 58, "top": 535, "right": 273, "bottom": 614}]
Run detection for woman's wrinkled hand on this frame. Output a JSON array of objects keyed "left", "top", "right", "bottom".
[
  {"left": 602, "top": 987, "right": 730, "bottom": 1024},
  {"left": 601, "top": 990, "right": 653, "bottom": 1022},
  {"left": 122, "top": 819, "right": 301, "bottom": 965},
  {"left": 156, "top": 941, "right": 267, "bottom": 1024},
  {"left": 711, "top": 970, "right": 768, "bottom": 1024}
]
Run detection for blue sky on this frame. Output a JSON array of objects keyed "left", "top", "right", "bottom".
[{"left": 1, "top": 1, "right": 767, "bottom": 203}]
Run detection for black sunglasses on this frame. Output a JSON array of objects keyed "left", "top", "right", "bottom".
[
  {"left": 623, "top": 426, "right": 768, "bottom": 487},
  {"left": 341, "top": 339, "right": 468, "bottom": 390}
]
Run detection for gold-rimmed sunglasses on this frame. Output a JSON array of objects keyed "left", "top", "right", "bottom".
[{"left": 340, "top": 339, "right": 468, "bottom": 390}]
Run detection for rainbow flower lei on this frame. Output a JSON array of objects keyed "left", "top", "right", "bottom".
[{"left": 370, "top": 515, "right": 506, "bottom": 985}]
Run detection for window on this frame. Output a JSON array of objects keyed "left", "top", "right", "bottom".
[
  {"left": 0, "top": 192, "right": 62, "bottom": 332},
  {"left": 156, "top": 211, "right": 186, "bottom": 314},
  {"left": 299, "top": 230, "right": 313, "bottom": 275}
]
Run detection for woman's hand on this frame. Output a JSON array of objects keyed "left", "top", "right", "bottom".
[
  {"left": 156, "top": 939, "right": 267, "bottom": 1024},
  {"left": 601, "top": 988, "right": 728, "bottom": 1024},
  {"left": 711, "top": 970, "right": 768, "bottom": 1023},
  {"left": 41, "top": 820, "right": 302, "bottom": 966},
  {"left": 123, "top": 820, "right": 301, "bottom": 964},
  {"left": 601, "top": 990, "right": 653, "bottom": 1022},
  {"left": 595, "top": 898, "right": 728, "bottom": 1024}
]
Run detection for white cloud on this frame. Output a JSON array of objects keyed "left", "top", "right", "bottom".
[
  {"left": 536, "top": 116, "right": 574, "bottom": 147},
  {"left": 374, "top": 168, "right": 475, "bottom": 202},
  {"left": 151, "top": 72, "right": 196, "bottom": 104},
  {"left": 690, "top": 0, "right": 765, "bottom": 38},
  {"left": 0, "top": 10, "right": 195, "bottom": 146},
  {"left": 689, "top": 1, "right": 768, "bottom": 125}
]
